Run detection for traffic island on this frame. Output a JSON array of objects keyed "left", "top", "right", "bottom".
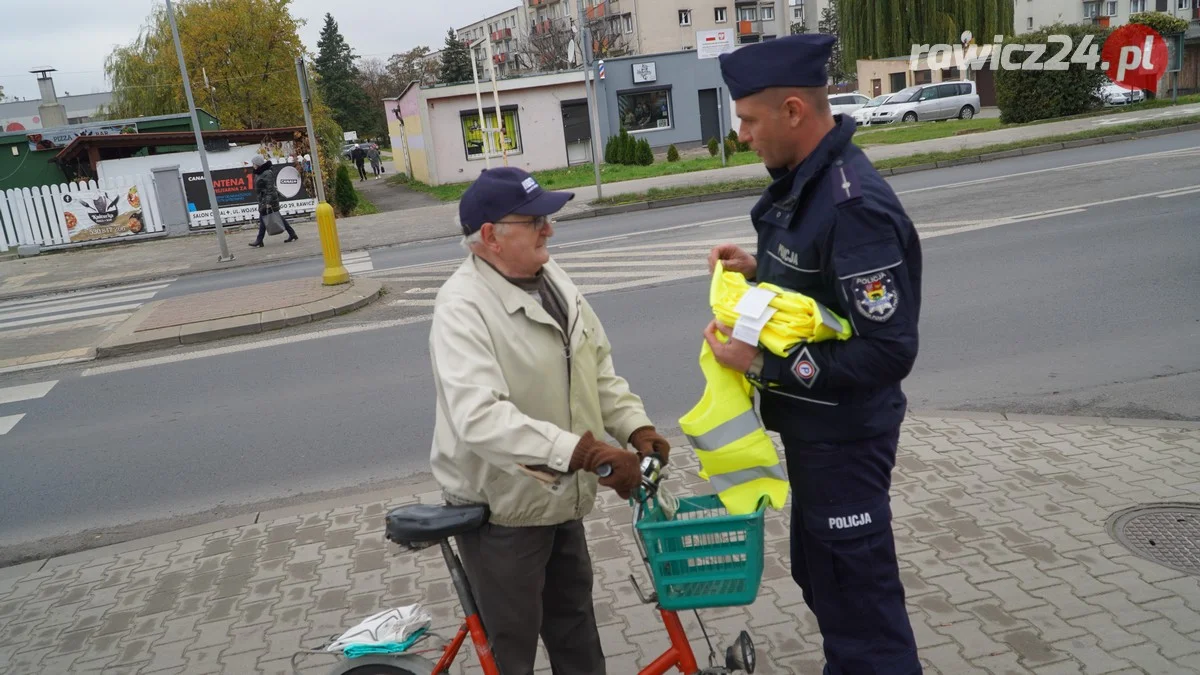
[{"left": 95, "top": 277, "right": 383, "bottom": 358}]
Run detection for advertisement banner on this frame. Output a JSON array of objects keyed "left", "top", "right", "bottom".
[
  {"left": 183, "top": 164, "right": 315, "bottom": 228},
  {"left": 57, "top": 185, "right": 147, "bottom": 243},
  {"left": 28, "top": 123, "right": 138, "bottom": 152}
]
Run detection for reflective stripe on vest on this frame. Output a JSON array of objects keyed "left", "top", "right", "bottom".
[
  {"left": 707, "top": 464, "right": 789, "bottom": 493},
  {"left": 686, "top": 408, "right": 761, "bottom": 451}
]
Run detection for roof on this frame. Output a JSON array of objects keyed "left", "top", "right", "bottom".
[
  {"left": 0, "top": 110, "right": 210, "bottom": 144},
  {"left": 0, "top": 92, "right": 114, "bottom": 121},
  {"left": 52, "top": 126, "right": 306, "bottom": 164}
]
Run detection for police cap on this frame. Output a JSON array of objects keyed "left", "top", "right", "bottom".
[{"left": 718, "top": 34, "right": 836, "bottom": 100}]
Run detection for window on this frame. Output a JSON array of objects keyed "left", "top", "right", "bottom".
[
  {"left": 793, "top": 7, "right": 803, "bottom": 19},
  {"left": 1106, "top": 0, "right": 1118, "bottom": 14},
  {"left": 1084, "top": 2, "right": 1100, "bottom": 17},
  {"left": 1130, "top": 0, "right": 1146, "bottom": 10},
  {"left": 739, "top": 7, "right": 757, "bottom": 20},
  {"left": 624, "top": 13, "right": 634, "bottom": 32},
  {"left": 460, "top": 108, "right": 521, "bottom": 160},
  {"left": 679, "top": 9, "right": 692, "bottom": 25},
  {"left": 715, "top": 7, "right": 727, "bottom": 22},
  {"left": 1027, "top": 16, "right": 1034, "bottom": 28},
  {"left": 761, "top": 5, "right": 774, "bottom": 20},
  {"left": 1178, "top": 0, "right": 1189, "bottom": 9},
  {"left": 618, "top": 89, "right": 672, "bottom": 132}
]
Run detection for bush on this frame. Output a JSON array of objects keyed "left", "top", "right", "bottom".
[
  {"left": 724, "top": 138, "right": 738, "bottom": 157},
  {"left": 707, "top": 137, "right": 719, "bottom": 156},
  {"left": 667, "top": 144, "right": 680, "bottom": 162},
  {"left": 334, "top": 164, "right": 358, "bottom": 216},
  {"left": 995, "top": 22, "right": 1113, "bottom": 124},
  {"left": 637, "top": 139, "right": 654, "bottom": 166},
  {"left": 622, "top": 131, "right": 639, "bottom": 165},
  {"left": 1129, "top": 11, "right": 1189, "bottom": 37}
]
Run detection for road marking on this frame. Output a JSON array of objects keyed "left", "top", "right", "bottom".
[
  {"left": 551, "top": 216, "right": 748, "bottom": 250},
  {"left": 344, "top": 251, "right": 374, "bottom": 275},
  {"left": 895, "top": 146, "right": 1200, "bottom": 196},
  {"left": 0, "top": 280, "right": 173, "bottom": 311},
  {"left": 0, "top": 291, "right": 159, "bottom": 322},
  {"left": 82, "top": 314, "right": 437, "bottom": 378},
  {"left": 0, "top": 381, "right": 57, "bottom": 405},
  {"left": 0, "top": 414, "right": 25, "bottom": 436},
  {"left": 1157, "top": 186, "right": 1200, "bottom": 199},
  {"left": 389, "top": 299, "right": 437, "bottom": 307},
  {"left": 560, "top": 259, "right": 703, "bottom": 269},
  {"left": 0, "top": 303, "right": 145, "bottom": 332}
]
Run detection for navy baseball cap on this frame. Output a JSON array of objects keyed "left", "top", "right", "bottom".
[
  {"left": 458, "top": 167, "right": 574, "bottom": 236},
  {"left": 719, "top": 34, "right": 836, "bottom": 100}
]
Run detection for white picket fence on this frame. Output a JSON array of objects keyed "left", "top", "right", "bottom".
[{"left": 0, "top": 174, "right": 164, "bottom": 253}]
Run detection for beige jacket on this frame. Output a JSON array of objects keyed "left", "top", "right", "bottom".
[{"left": 428, "top": 254, "right": 653, "bottom": 527}]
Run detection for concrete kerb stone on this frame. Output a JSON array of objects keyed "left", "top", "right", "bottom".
[
  {"left": 93, "top": 278, "right": 383, "bottom": 359},
  {"left": 1062, "top": 137, "right": 1104, "bottom": 149}
]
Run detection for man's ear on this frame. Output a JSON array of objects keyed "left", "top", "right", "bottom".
[
  {"left": 479, "top": 222, "right": 500, "bottom": 250},
  {"left": 783, "top": 95, "right": 809, "bottom": 128}
]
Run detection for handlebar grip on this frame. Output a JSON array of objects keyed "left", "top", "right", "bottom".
[{"left": 596, "top": 464, "right": 613, "bottom": 478}]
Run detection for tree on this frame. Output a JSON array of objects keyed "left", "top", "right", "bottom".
[
  {"left": 836, "top": 0, "right": 1014, "bottom": 72},
  {"left": 818, "top": 4, "right": 848, "bottom": 84},
  {"left": 103, "top": 0, "right": 310, "bottom": 130},
  {"left": 356, "top": 57, "right": 395, "bottom": 141},
  {"left": 314, "top": 13, "right": 373, "bottom": 135},
  {"left": 514, "top": 20, "right": 575, "bottom": 72},
  {"left": 791, "top": 22, "right": 809, "bottom": 35},
  {"left": 439, "top": 29, "right": 474, "bottom": 84},
  {"left": 388, "top": 46, "right": 439, "bottom": 89}
]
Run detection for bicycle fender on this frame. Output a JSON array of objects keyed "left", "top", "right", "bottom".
[{"left": 324, "top": 653, "right": 436, "bottom": 675}]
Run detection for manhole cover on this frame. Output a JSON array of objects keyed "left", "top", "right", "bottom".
[{"left": 1107, "top": 504, "right": 1200, "bottom": 576}]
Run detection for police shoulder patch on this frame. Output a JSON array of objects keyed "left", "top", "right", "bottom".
[
  {"left": 790, "top": 345, "right": 819, "bottom": 389},
  {"left": 851, "top": 270, "right": 899, "bottom": 322}
]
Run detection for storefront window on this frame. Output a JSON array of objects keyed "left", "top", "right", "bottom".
[
  {"left": 460, "top": 108, "right": 521, "bottom": 160},
  {"left": 617, "top": 89, "right": 672, "bottom": 132}
]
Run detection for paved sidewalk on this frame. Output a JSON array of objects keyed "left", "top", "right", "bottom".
[
  {"left": 2, "top": 102, "right": 1198, "bottom": 303},
  {"left": 1, "top": 412, "right": 1198, "bottom": 674}
]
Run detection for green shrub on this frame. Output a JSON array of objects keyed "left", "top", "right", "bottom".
[
  {"left": 637, "top": 139, "right": 654, "bottom": 165},
  {"left": 1128, "top": 11, "right": 1189, "bottom": 37},
  {"left": 334, "top": 164, "right": 358, "bottom": 216},
  {"left": 724, "top": 138, "right": 738, "bottom": 157},
  {"left": 667, "top": 144, "right": 680, "bottom": 162},
  {"left": 995, "top": 22, "right": 1113, "bottom": 124},
  {"left": 707, "top": 137, "right": 719, "bottom": 156}
]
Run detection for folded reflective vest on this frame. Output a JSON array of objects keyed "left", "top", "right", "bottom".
[{"left": 678, "top": 263, "right": 852, "bottom": 515}]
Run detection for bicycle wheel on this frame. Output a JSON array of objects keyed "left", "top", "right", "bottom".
[{"left": 325, "top": 654, "right": 434, "bottom": 675}]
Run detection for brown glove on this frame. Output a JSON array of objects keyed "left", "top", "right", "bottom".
[
  {"left": 570, "top": 432, "right": 642, "bottom": 499},
  {"left": 629, "top": 426, "right": 671, "bottom": 465}
]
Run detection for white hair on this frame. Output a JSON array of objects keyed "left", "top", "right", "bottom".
[{"left": 459, "top": 220, "right": 507, "bottom": 252}]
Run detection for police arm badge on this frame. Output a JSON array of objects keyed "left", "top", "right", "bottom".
[{"left": 851, "top": 271, "right": 898, "bottom": 322}]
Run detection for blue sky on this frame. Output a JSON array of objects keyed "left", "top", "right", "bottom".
[{"left": 0, "top": 0, "right": 518, "bottom": 102}]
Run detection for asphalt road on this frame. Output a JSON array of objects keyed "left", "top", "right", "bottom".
[{"left": 1, "top": 133, "right": 1198, "bottom": 565}]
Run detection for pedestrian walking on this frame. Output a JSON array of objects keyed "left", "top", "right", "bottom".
[
  {"left": 704, "top": 34, "right": 924, "bottom": 674},
  {"left": 351, "top": 144, "right": 368, "bottom": 181},
  {"left": 248, "top": 155, "right": 297, "bottom": 247},
  {"left": 426, "top": 166, "right": 672, "bottom": 674},
  {"left": 367, "top": 143, "right": 382, "bottom": 178}
]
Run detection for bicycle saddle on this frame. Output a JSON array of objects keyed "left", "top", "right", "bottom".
[{"left": 385, "top": 504, "right": 490, "bottom": 544}]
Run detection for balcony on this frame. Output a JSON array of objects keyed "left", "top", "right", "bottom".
[
  {"left": 738, "top": 19, "right": 763, "bottom": 35},
  {"left": 586, "top": 2, "right": 607, "bottom": 20},
  {"left": 492, "top": 27, "right": 512, "bottom": 41},
  {"left": 529, "top": 0, "right": 544, "bottom": 6},
  {"left": 493, "top": 53, "right": 508, "bottom": 64}
]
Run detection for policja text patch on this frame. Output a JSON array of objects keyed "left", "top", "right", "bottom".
[{"left": 851, "top": 271, "right": 898, "bottom": 322}]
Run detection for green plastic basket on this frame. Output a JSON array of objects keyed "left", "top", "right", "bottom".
[{"left": 634, "top": 494, "right": 766, "bottom": 611}]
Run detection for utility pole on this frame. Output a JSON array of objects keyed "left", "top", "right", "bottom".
[
  {"left": 775, "top": 0, "right": 790, "bottom": 38},
  {"left": 469, "top": 38, "right": 495, "bottom": 169},
  {"left": 296, "top": 57, "right": 349, "bottom": 286},
  {"left": 577, "top": 0, "right": 603, "bottom": 199},
  {"left": 482, "top": 36, "right": 509, "bottom": 166},
  {"left": 165, "top": 0, "right": 232, "bottom": 262}
]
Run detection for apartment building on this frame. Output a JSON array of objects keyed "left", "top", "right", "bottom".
[
  {"left": 1015, "top": 0, "right": 1200, "bottom": 32},
  {"left": 456, "top": 6, "right": 529, "bottom": 79}
]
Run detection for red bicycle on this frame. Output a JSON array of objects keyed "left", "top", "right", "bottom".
[{"left": 312, "top": 455, "right": 761, "bottom": 675}]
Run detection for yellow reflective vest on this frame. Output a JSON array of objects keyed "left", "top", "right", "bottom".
[{"left": 679, "top": 263, "right": 852, "bottom": 515}]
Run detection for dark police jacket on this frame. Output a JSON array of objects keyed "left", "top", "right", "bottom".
[{"left": 747, "top": 114, "right": 922, "bottom": 443}]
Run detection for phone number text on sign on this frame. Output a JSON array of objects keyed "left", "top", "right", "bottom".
[{"left": 912, "top": 24, "right": 1169, "bottom": 91}]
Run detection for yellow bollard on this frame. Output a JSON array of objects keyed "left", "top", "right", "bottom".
[{"left": 317, "top": 202, "right": 351, "bottom": 286}]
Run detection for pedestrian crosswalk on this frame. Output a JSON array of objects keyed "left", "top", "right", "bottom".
[
  {"left": 362, "top": 237, "right": 756, "bottom": 310},
  {"left": 343, "top": 250, "right": 374, "bottom": 275},
  {"left": 0, "top": 279, "right": 175, "bottom": 334},
  {"left": 0, "top": 380, "right": 57, "bottom": 436}
]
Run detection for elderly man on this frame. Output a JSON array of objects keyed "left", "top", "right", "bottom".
[
  {"left": 705, "top": 35, "right": 924, "bottom": 674},
  {"left": 428, "top": 166, "right": 671, "bottom": 674}
]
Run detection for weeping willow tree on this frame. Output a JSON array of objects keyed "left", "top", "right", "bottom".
[{"left": 837, "top": 0, "right": 1014, "bottom": 67}]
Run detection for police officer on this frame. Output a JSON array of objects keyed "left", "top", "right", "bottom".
[{"left": 703, "top": 34, "right": 924, "bottom": 674}]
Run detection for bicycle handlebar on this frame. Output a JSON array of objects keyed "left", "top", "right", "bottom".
[{"left": 595, "top": 454, "right": 665, "bottom": 494}]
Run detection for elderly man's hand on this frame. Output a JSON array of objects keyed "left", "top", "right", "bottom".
[
  {"left": 570, "top": 432, "right": 642, "bottom": 499},
  {"left": 704, "top": 320, "right": 761, "bottom": 374},
  {"left": 629, "top": 426, "right": 671, "bottom": 465}
]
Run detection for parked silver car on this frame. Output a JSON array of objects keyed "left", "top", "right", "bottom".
[
  {"left": 828, "top": 92, "right": 872, "bottom": 117},
  {"left": 852, "top": 94, "right": 893, "bottom": 126},
  {"left": 870, "top": 81, "right": 981, "bottom": 124}
]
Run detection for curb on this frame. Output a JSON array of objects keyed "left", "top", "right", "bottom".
[
  {"left": 93, "top": 278, "right": 384, "bottom": 359},
  {"left": 562, "top": 120, "right": 1200, "bottom": 215}
]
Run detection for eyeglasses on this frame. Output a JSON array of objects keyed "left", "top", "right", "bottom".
[{"left": 496, "top": 215, "right": 553, "bottom": 229}]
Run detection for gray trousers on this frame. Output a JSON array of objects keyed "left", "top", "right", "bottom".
[{"left": 455, "top": 519, "right": 606, "bottom": 675}]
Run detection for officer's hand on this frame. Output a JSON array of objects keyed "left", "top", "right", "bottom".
[
  {"left": 705, "top": 320, "right": 760, "bottom": 374},
  {"left": 708, "top": 244, "right": 757, "bottom": 279},
  {"left": 629, "top": 426, "right": 671, "bottom": 465}
]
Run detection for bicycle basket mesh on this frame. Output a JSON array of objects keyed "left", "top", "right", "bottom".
[{"left": 635, "top": 494, "right": 765, "bottom": 611}]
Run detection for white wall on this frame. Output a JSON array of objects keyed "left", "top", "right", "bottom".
[{"left": 96, "top": 144, "right": 301, "bottom": 184}]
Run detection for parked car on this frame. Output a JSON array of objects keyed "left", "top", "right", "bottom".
[
  {"left": 1096, "top": 81, "right": 1146, "bottom": 106},
  {"left": 870, "top": 81, "right": 981, "bottom": 124},
  {"left": 852, "top": 94, "right": 893, "bottom": 126},
  {"left": 828, "top": 92, "right": 872, "bottom": 117}
]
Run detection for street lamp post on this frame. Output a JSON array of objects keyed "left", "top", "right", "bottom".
[
  {"left": 164, "top": 0, "right": 232, "bottom": 262},
  {"left": 296, "top": 57, "right": 349, "bottom": 286}
]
